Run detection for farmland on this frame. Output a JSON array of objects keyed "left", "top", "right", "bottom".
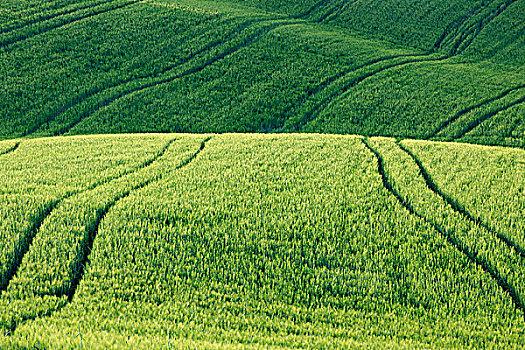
[
  {"left": 0, "top": 134, "right": 523, "bottom": 348},
  {"left": 1, "top": 0, "right": 524, "bottom": 348},
  {"left": 0, "top": 0, "right": 523, "bottom": 145}
]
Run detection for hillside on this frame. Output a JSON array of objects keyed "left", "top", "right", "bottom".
[
  {"left": 0, "top": 134, "right": 524, "bottom": 348},
  {"left": 0, "top": 0, "right": 523, "bottom": 147}
]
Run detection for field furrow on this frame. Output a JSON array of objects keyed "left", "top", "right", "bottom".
[
  {"left": 0, "top": 0, "right": 141, "bottom": 48},
  {"left": 365, "top": 137, "right": 525, "bottom": 317},
  {"left": 54, "top": 19, "right": 300, "bottom": 136},
  {"left": 0, "top": 0, "right": 116, "bottom": 35}
]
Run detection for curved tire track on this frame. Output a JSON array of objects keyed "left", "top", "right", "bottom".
[
  {"left": 444, "top": 0, "right": 520, "bottom": 55},
  {"left": 428, "top": 84, "right": 525, "bottom": 139},
  {"left": 0, "top": 142, "right": 20, "bottom": 157},
  {"left": 66, "top": 136, "right": 210, "bottom": 302},
  {"left": 0, "top": 0, "right": 142, "bottom": 48},
  {"left": 455, "top": 95, "right": 525, "bottom": 140},
  {"left": 5, "top": 137, "right": 211, "bottom": 336},
  {"left": 281, "top": 54, "right": 444, "bottom": 132},
  {"left": 0, "top": 0, "right": 116, "bottom": 36},
  {"left": 55, "top": 20, "right": 299, "bottom": 136},
  {"left": 0, "top": 137, "right": 178, "bottom": 294},
  {"left": 398, "top": 141, "right": 525, "bottom": 260},
  {"left": 362, "top": 138, "right": 525, "bottom": 319},
  {"left": 23, "top": 16, "right": 269, "bottom": 137}
]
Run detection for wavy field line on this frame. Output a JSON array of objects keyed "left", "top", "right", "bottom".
[
  {"left": 445, "top": 0, "right": 519, "bottom": 55},
  {"left": 0, "top": 0, "right": 116, "bottom": 35},
  {"left": 314, "top": 0, "right": 347, "bottom": 23},
  {"left": 66, "top": 136, "right": 210, "bottom": 302},
  {"left": 362, "top": 138, "right": 525, "bottom": 318},
  {"left": 282, "top": 55, "right": 445, "bottom": 132},
  {"left": 0, "top": 137, "right": 178, "bottom": 294},
  {"left": 23, "top": 16, "right": 268, "bottom": 137},
  {"left": 56, "top": 20, "right": 299, "bottom": 136},
  {"left": 435, "top": 0, "right": 497, "bottom": 50},
  {"left": 428, "top": 84, "right": 525, "bottom": 139},
  {"left": 0, "top": 0, "right": 142, "bottom": 48},
  {"left": 5, "top": 137, "right": 210, "bottom": 336},
  {"left": 294, "top": 0, "right": 333, "bottom": 20},
  {"left": 287, "top": 0, "right": 517, "bottom": 132},
  {"left": 0, "top": 142, "right": 20, "bottom": 157},
  {"left": 398, "top": 141, "right": 525, "bottom": 259},
  {"left": 455, "top": 95, "right": 525, "bottom": 140}
]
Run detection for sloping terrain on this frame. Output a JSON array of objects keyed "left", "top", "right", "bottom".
[
  {"left": 0, "top": 134, "right": 524, "bottom": 348},
  {"left": 0, "top": 0, "right": 523, "bottom": 146}
]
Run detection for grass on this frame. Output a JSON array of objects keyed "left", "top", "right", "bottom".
[
  {"left": 1, "top": 0, "right": 524, "bottom": 347},
  {"left": 0, "top": 0, "right": 523, "bottom": 146},
  {"left": 0, "top": 134, "right": 524, "bottom": 348}
]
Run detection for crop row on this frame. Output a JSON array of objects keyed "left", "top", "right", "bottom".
[
  {"left": 366, "top": 137, "right": 525, "bottom": 315},
  {"left": 0, "top": 135, "right": 207, "bottom": 334},
  {"left": 3, "top": 134, "right": 523, "bottom": 348},
  {"left": 0, "top": 135, "right": 173, "bottom": 294}
]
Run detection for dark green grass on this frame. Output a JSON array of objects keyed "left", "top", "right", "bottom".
[{"left": 0, "top": 0, "right": 523, "bottom": 146}]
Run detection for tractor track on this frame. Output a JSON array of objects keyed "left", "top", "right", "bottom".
[
  {"left": 0, "top": 0, "right": 142, "bottom": 48},
  {"left": 428, "top": 84, "right": 525, "bottom": 139},
  {"left": 362, "top": 137, "right": 525, "bottom": 320},
  {"left": 0, "top": 137, "right": 179, "bottom": 295},
  {"left": 4, "top": 137, "right": 211, "bottom": 336},
  {"left": 0, "top": 0, "right": 116, "bottom": 35},
  {"left": 398, "top": 141, "right": 525, "bottom": 260},
  {"left": 54, "top": 20, "right": 300, "bottom": 136}
]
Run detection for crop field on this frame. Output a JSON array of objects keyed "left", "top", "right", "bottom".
[
  {"left": 1, "top": 0, "right": 524, "bottom": 348},
  {"left": 0, "top": 134, "right": 523, "bottom": 348},
  {"left": 0, "top": 0, "right": 523, "bottom": 145}
]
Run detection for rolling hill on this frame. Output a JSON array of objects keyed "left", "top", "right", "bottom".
[
  {"left": 1, "top": 0, "right": 525, "bottom": 348},
  {"left": 0, "top": 134, "right": 524, "bottom": 348},
  {"left": 0, "top": 0, "right": 523, "bottom": 147}
]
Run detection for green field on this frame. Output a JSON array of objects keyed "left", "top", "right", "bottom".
[
  {"left": 0, "top": 134, "right": 523, "bottom": 348},
  {"left": 0, "top": 0, "right": 523, "bottom": 146},
  {"left": 1, "top": 0, "right": 524, "bottom": 348}
]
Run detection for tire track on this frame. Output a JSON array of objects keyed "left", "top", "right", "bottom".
[
  {"left": 0, "top": 0, "right": 116, "bottom": 35},
  {"left": 445, "top": 0, "right": 519, "bottom": 55},
  {"left": 294, "top": 0, "right": 333, "bottom": 20},
  {"left": 290, "top": 0, "right": 518, "bottom": 130},
  {"left": 5, "top": 137, "right": 211, "bottom": 336},
  {"left": 362, "top": 137, "right": 525, "bottom": 319},
  {"left": 0, "top": 0, "right": 142, "bottom": 48},
  {"left": 455, "top": 95, "right": 525, "bottom": 140},
  {"left": 0, "top": 142, "right": 20, "bottom": 157},
  {"left": 281, "top": 54, "right": 445, "bottom": 132},
  {"left": 0, "top": 137, "right": 178, "bottom": 294},
  {"left": 23, "top": 16, "right": 269, "bottom": 137},
  {"left": 314, "top": 0, "right": 347, "bottom": 23},
  {"left": 398, "top": 141, "right": 525, "bottom": 260},
  {"left": 428, "top": 84, "right": 525, "bottom": 139},
  {"left": 55, "top": 20, "right": 299, "bottom": 136},
  {"left": 435, "top": 0, "right": 494, "bottom": 51},
  {"left": 66, "top": 136, "right": 210, "bottom": 302}
]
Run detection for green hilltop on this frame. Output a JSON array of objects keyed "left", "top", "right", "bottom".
[{"left": 1, "top": 0, "right": 524, "bottom": 147}]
